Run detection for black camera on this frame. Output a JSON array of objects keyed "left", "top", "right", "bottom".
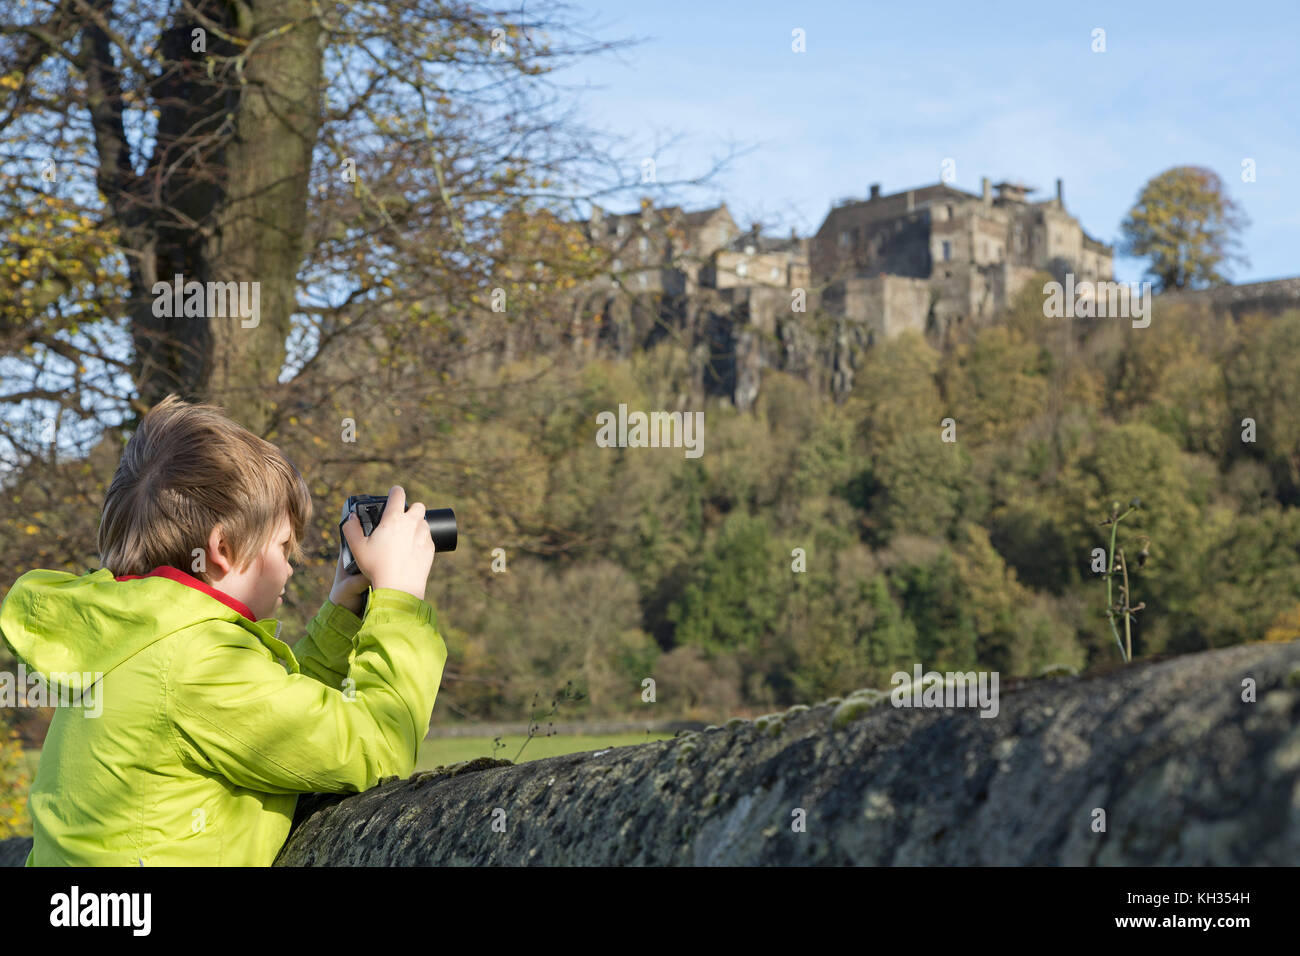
[{"left": 338, "top": 494, "right": 457, "bottom": 577}]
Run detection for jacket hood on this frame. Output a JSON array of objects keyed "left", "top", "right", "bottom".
[{"left": 1, "top": 566, "right": 289, "bottom": 689}]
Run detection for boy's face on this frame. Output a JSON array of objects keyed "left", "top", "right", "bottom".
[{"left": 207, "top": 513, "right": 294, "bottom": 620}]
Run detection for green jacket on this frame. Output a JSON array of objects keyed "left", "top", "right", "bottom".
[{"left": 0, "top": 565, "right": 447, "bottom": 866}]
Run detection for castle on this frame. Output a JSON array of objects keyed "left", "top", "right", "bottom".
[
  {"left": 584, "top": 175, "right": 1114, "bottom": 343},
  {"left": 553, "top": 179, "right": 1295, "bottom": 409},
  {"left": 584, "top": 201, "right": 809, "bottom": 297}
]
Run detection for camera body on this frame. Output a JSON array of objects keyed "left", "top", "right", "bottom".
[{"left": 338, "top": 494, "right": 457, "bottom": 577}]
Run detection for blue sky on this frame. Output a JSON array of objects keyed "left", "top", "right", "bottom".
[{"left": 557, "top": 0, "right": 1298, "bottom": 285}]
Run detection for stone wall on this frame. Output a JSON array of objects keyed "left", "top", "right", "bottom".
[
  {"left": 879, "top": 275, "right": 933, "bottom": 338},
  {"left": 7, "top": 640, "right": 1295, "bottom": 865},
  {"left": 1155, "top": 277, "right": 1300, "bottom": 318}
]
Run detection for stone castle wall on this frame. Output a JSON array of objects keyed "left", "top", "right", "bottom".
[{"left": 1154, "top": 276, "right": 1300, "bottom": 318}]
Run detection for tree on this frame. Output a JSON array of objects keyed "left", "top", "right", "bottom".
[
  {"left": 1119, "top": 166, "right": 1249, "bottom": 293},
  {"left": 941, "top": 324, "right": 1049, "bottom": 447},
  {"left": 850, "top": 330, "right": 943, "bottom": 457},
  {"left": 1186, "top": 507, "right": 1300, "bottom": 651},
  {"left": 0, "top": 0, "right": 718, "bottom": 442},
  {"left": 951, "top": 522, "right": 1083, "bottom": 675},
  {"left": 667, "top": 512, "right": 785, "bottom": 655},
  {"left": 1224, "top": 311, "right": 1300, "bottom": 499},
  {"left": 869, "top": 432, "right": 970, "bottom": 540},
  {"left": 0, "top": 709, "right": 31, "bottom": 840},
  {"left": 2, "top": 0, "right": 329, "bottom": 433},
  {"left": 0, "top": 0, "right": 740, "bottom": 603},
  {"left": 893, "top": 547, "right": 979, "bottom": 672},
  {"left": 786, "top": 542, "right": 916, "bottom": 702}
]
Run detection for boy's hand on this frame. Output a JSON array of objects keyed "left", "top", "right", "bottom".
[
  {"left": 340, "top": 485, "right": 436, "bottom": 603},
  {"left": 328, "top": 546, "right": 371, "bottom": 617}
]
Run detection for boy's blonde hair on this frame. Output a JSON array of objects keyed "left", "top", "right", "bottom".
[{"left": 98, "top": 394, "right": 313, "bottom": 581}]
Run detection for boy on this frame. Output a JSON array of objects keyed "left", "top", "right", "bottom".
[{"left": 0, "top": 394, "right": 446, "bottom": 865}]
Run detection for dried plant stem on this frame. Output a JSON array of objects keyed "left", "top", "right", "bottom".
[
  {"left": 1105, "top": 508, "right": 1130, "bottom": 662},
  {"left": 1119, "top": 548, "right": 1132, "bottom": 663}
]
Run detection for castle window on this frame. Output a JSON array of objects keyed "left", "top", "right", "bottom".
[
  {"left": 639, "top": 236, "right": 649, "bottom": 254},
  {"left": 617, "top": 223, "right": 626, "bottom": 236},
  {"left": 839, "top": 230, "right": 851, "bottom": 250},
  {"left": 942, "top": 240, "right": 952, "bottom": 262},
  {"left": 638, "top": 273, "right": 647, "bottom": 288},
  {"left": 737, "top": 260, "right": 748, "bottom": 278},
  {"left": 771, "top": 267, "right": 780, "bottom": 280}
]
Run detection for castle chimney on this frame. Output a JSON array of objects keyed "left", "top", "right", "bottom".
[
  {"left": 982, "top": 177, "right": 991, "bottom": 207},
  {"left": 1056, "top": 178, "right": 1064, "bottom": 207},
  {"left": 906, "top": 189, "right": 915, "bottom": 213},
  {"left": 870, "top": 183, "right": 881, "bottom": 200}
]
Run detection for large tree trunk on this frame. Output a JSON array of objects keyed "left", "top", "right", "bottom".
[
  {"left": 4, "top": 641, "right": 1297, "bottom": 866},
  {"left": 200, "top": 1, "right": 321, "bottom": 433},
  {"left": 91, "top": 0, "right": 322, "bottom": 432}
]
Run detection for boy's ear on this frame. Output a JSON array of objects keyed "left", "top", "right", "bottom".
[{"left": 205, "top": 524, "right": 234, "bottom": 575}]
